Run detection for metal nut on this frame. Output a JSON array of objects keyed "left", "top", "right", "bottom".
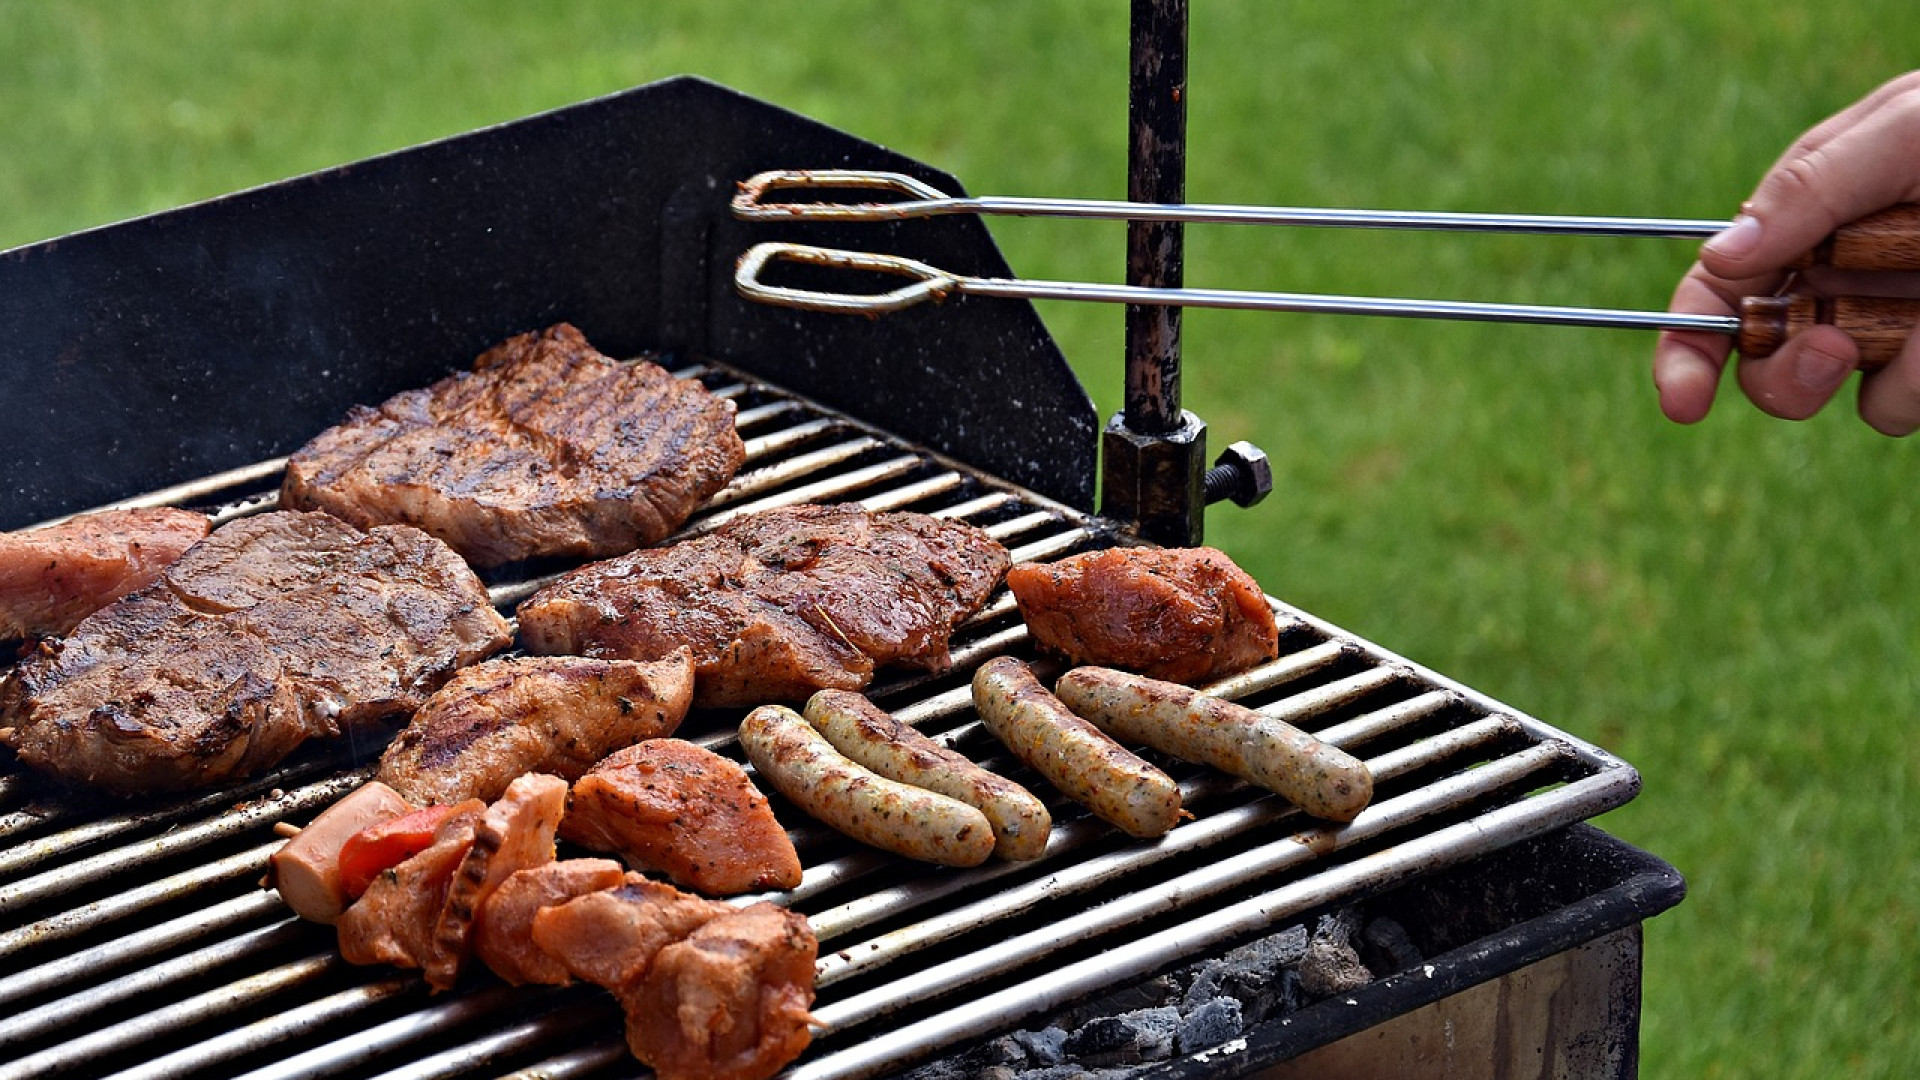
[{"left": 1204, "top": 441, "right": 1273, "bottom": 508}]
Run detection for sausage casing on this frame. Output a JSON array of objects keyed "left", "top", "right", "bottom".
[
  {"left": 738, "top": 704, "right": 995, "bottom": 867},
  {"left": 970, "top": 656, "right": 1183, "bottom": 839},
  {"left": 1054, "top": 666, "right": 1373, "bottom": 823},
  {"left": 804, "top": 689, "right": 1052, "bottom": 861}
]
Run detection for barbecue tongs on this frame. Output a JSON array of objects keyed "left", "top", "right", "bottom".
[{"left": 732, "top": 169, "right": 1920, "bottom": 367}]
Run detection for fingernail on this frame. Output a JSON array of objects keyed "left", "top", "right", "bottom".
[
  {"left": 1794, "top": 345, "right": 1851, "bottom": 390},
  {"left": 1705, "top": 213, "right": 1762, "bottom": 259}
]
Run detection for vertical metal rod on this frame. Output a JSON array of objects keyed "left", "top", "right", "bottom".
[{"left": 1125, "top": 0, "right": 1188, "bottom": 433}]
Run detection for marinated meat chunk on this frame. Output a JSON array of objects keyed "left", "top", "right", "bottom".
[
  {"left": 1007, "top": 546, "right": 1282, "bottom": 685},
  {"left": 562, "top": 739, "right": 802, "bottom": 896},
  {"left": 0, "top": 511, "right": 511, "bottom": 795},
  {"left": 474, "top": 858, "right": 626, "bottom": 986},
  {"left": 517, "top": 504, "right": 1009, "bottom": 707},
  {"left": 428, "top": 773, "right": 568, "bottom": 990},
  {"left": 529, "top": 873, "right": 732, "bottom": 991},
  {"left": 0, "top": 507, "right": 210, "bottom": 641},
  {"left": 376, "top": 653, "right": 695, "bottom": 806},
  {"left": 629, "top": 902, "right": 819, "bottom": 1080},
  {"left": 335, "top": 799, "right": 486, "bottom": 974},
  {"left": 281, "top": 323, "right": 744, "bottom": 568}
]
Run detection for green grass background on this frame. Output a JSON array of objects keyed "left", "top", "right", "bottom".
[{"left": 2, "top": 2, "right": 1915, "bottom": 1075}]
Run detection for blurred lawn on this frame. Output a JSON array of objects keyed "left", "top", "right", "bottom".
[{"left": 3, "top": 2, "right": 1916, "bottom": 1076}]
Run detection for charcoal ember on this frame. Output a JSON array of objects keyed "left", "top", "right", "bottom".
[
  {"left": 1298, "top": 910, "right": 1373, "bottom": 998},
  {"left": 1179, "top": 923, "right": 1309, "bottom": 1020},
  {"left": 1057, "top": 976, "right": 1175, "bottom": 1027},
  {"left": 1360, "top": 915, "right": 1424, "bottom": 976},
  {"left": 1061, "top": 1007, "right": 1180, "bottom": 1067},
  {"left": 1012, "top": 1027, "right": 1070, "bottom": 1067},
  {"left": 1174, "top": 996, "right": 1244, "bottom": 1055}
]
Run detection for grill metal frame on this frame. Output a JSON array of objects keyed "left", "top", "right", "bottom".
[{"left": 0, "top": 359, "right": 1644, "bottom": 1080}]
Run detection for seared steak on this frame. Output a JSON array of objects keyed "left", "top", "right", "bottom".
[
  {"left": 516, "top": 504, "right": 1010, "bottom": 707},
  {"left": 375, "top": 653, "right": 695, "bottom": 806},
  {"left": 0, "top": 507, "right": 210, "bottom": 641},
  {"left": 0, "top": 511, "right": 512, "bottom": 795},
  {"left": 281, "top": 322, "right": 745, "bottom": 568},
  {"left": 1006, "top": 545, "right": 1281, "bottom": 685}
]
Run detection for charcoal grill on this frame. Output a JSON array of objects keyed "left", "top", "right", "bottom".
[{"left": 0, "top": 17, "right": 1682, "bottom": 1080}]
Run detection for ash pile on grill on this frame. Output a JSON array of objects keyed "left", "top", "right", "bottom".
[{"left": 902, "top": 908, "right": 1423, "bottom": 1080}]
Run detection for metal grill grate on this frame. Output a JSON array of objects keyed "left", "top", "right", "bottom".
[{"left": 0, "top": 360, "right": 1639, "bottom": 1080}]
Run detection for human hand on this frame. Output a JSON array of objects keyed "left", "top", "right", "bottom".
[{"left": 1654, "top": 71, "right": 1920, "bottom": 434}]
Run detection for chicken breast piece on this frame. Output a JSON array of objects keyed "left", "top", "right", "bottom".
[
  {"left": 375, "top": 653, "right": 695, "bottom": 806},
  {"left": 0, "top": 507, "right": 210, "bottom": 641},
  {"left": 1007, "top": 546, "right": 1282, "bottom": 685},
  {"left": 529, "top": 873, "right": 732, "bottom": 992},
  {"left": 474, "top": 858, "right": 626, "bottom": 986},
  {"left": 628, "top": 902, "right": 818, "bottom": 1080},
  {"left": 561, "top": 739, "right": 802, "bottom": 896}
]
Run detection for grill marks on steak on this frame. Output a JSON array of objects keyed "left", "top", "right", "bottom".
[
  {"left": 281, "top": 323, "right": 745, "bottom": 568},
  {"left": 0, "top": 511, "right": 512, "bottom": 795},
  {"left": 515, "top": 505, "right": 1011, "bottom": 708}
]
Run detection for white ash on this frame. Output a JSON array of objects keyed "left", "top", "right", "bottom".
[{"left": 899, "top": 909, "right": 1418, "bottom": 1080}]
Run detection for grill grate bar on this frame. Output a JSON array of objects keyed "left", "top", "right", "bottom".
[
  {"left": 0, "top": 769, "right": 367, "bottom": 914},
  {"left": 811, "top": 740, "right": 1566, "bottom": 1036},
  {"left": 701, "top": 437, "right": 885, "bottom": 512},
  {"left": 0, "top": 841, "right": 279, "bottom": 960},
  {"left": 223, "top": 984, "right": 519, "bottom": 1080},
  {"left": 0, "top": 953, "right": 340, "bottom": 1080},
  {"left": 795, "top": 755, "right": 1612, "bottom": 1080},
  {"left": 0, "top": 889, "right": 285, "bottom": 1009},
  {"left": 134, "top": 977, "right": 430, "bottom": 1080},
  {"left": 698, "top": 454, "right": 927, "bottom": 529}
]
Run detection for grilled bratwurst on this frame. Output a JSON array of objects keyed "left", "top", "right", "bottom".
[
  {"left": 282, "top": 323, "right": 744, "bottom": 568},
  {"left": 0, "top": 511, "right": 511, "bottom": 795},
  {"left": 517, "top": 504, "right": 1010, "bottom": 707}
]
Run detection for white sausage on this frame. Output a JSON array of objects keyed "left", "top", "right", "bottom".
[
  {"left": 739, "top": 704, "right": 995, "bottom": 867},
  {"left": 970, "top": 656, "right": 1183, "bottom": 839},
  {"left": 1054, "top": 666, "right": 1373, "bottom": 823},
  {"left": 804, "top": 689, "right": 1051, "bottom": 861}
]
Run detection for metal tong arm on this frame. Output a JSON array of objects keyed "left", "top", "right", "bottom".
[
  {"left": 732, "top": 168, "right": 1733, "bottom": 238},
  {"left": 734, "top": 242, "right": 1920, "bottom": 367}
]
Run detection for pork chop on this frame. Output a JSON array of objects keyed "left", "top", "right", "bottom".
[
  {"left": 375, "top": 653, "right": 695, "bottom": 806},
  {"left": 0, "top": 507, "right": 210, "bottom": 641},
  {"left": 0, "top": 511, "right": 512, "bottom": 795},
  {"left": 1007, "top": 545, "right": 1282, "bottom": 685},
  {"left": 281, "top": 323, "right": 744, "bottom": 568},
  {"left": 516, "top": 504, "right": 1009, "bottom": 707}
]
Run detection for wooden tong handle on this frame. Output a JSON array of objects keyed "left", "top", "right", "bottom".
[
  {"left": 1790, "top": 203, "right": 1920, "bottom": 271},
  {"left": 1739, "top": 294, "right": 1920, "bottom": 368}
]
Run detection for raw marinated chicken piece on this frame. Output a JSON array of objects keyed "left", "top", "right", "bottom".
[
  {"left": 1007, "top": 546, "right": 1282, "bottom": 685},
  {"left": 376, "top": 653, "right": 695, "bottom": 806},
  {"left": 0, "top": 511, "right": 511, "bottom": 795},
  {"left": 269, "top": 781, "right": 415, "bottom": 925},
  {"left": 0, "top": 507, "right": 210, "bottom": 641},
  {"left": 335, "top": 799, "right": 486, "bottom": 974},
  {"left": 561, "top": 739, "right": 802, "bottom": 896},
  {"left": 629, "top": 902, "right": 819, "bottom": 1080},
  {"left": 529, "top": 873, "right": 732, "bottom": 991},
  {"left": 427, "top": 773, "right": 568, "bottom": 990},
  {"left": 282, "top": 323, "right": 744, "bottom": 568},
  {"left": 474, "top": 858, "right": 626, "bottom": 986},
  {"left": 517, "top": 504, "right": 1009, "bottom": 707}
]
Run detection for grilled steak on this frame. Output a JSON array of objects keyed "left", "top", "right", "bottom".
[
  {"left": 375, "top": 653, "right": 695, "bottom": 806},
  {"left": 561, "top": 738, "right": 803, "bottom": 896},
  {"left": 0, "top": 507, "right": 210, "bottom": 641},
  {"left": 516, "top": 504, "right": 1010, "bottom": 707},
  {"left": 0, "top": 511, "right": 512, "bottom": 795},
  {"left": 281, "top": 322, "right": 745, "bottom": 568},
  {"left": 1006, "top": 546, "right": 1282, "bottom": 685}
]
